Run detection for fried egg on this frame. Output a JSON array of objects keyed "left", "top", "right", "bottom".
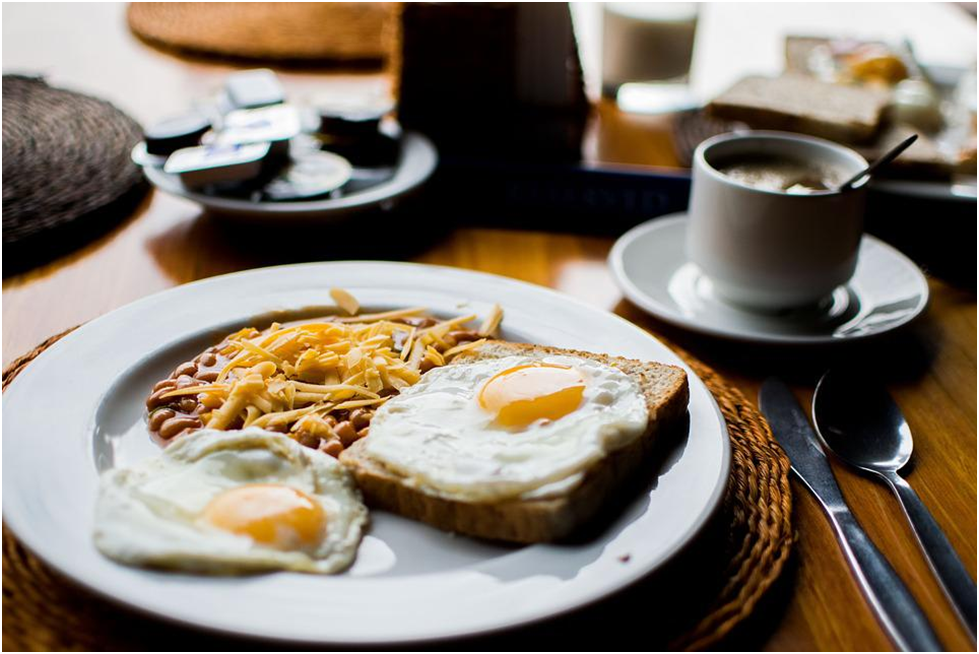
[
  {"left": 359, "top": 354, "right": 649, "bottom": 502},
  {"left": 94, "top": 428, "right": 367, "bottom": 574}
]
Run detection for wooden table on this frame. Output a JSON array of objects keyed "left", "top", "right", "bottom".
[{"left": 3, "top": 4, "right": 976, "bottom": 651}]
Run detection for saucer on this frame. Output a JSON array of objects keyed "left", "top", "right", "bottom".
[{"left": 608, "top": 214, "right": 929, "bottom": 345}]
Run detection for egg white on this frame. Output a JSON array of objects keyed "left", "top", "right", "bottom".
[
  {"left": 360, "top": 354, "right": 649, "bottom": 502},
  {"left": 94, "top": 428, "right": 368, "bottom": 574}
]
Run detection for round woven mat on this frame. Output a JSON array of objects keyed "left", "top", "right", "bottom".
[
  {"left": 128, "top": 2, "right": 395, "bottom": 65},
  {"left": 2, "top": 328, "right": 792, "bottom": 651},
  {"left": 2, "top": 76, "right": 148, "bottom": 275}
]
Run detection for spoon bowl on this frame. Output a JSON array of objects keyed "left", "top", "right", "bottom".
[{"left": 812, "top": 368, "right": 913, "bottom": 472}]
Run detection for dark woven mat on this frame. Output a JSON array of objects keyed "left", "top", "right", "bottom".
[
  {"left": 127, "top": 2, "right": 394, "bottom": 67},
  {"left": 2, "top": 76, "right": 148, "bottom": 276},
  {"left": 2, "top": 328, "right": 792, "bottom": 651}
]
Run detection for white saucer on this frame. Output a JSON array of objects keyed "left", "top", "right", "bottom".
[{"left": 608, "top": 214, "right": 929, "bottom": 345}]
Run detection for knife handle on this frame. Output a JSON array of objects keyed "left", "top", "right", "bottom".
[
  {"left": 884, "top": 471, "right": 977, "bottom": 640},
  {"left": 829, "top": 508, "right": 944, "bottom": 652}
]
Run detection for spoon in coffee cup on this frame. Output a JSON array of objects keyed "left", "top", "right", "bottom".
[{"left": 837, "top": 134, "right": 918, "bottom": 191}]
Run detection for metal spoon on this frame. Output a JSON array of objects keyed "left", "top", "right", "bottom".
[
  {"left": 837, "top": 134, "right": 918, "bottom": 191},
  {"left": 813, "top": 369, "right": 977, "bottom": 640}
]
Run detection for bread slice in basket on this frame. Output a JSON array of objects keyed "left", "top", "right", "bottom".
[
  {"left": 339, "top": 341, "right": 689, "bottom": 543},
  {"left": 708, "top": 74, "right": 889, "bottom": 143}
]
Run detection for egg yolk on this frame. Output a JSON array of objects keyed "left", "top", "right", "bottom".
[
  {"left": 201, "top": 484, "right": 326, "bottom": 551},
  {"left": 478, "top": 363, "right": 586, "bottom": 428}
]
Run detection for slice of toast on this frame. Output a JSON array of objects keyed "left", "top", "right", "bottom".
[
  {"left": 708, "top": 74, "right": 889, "bottom": 143},
  {"left": 339, "top": 341, "right": 689, "bottom": 543}
]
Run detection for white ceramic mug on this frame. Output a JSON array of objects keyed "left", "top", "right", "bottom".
[{"left": 686, "top": 131, "right": 868, "bottom": 311}]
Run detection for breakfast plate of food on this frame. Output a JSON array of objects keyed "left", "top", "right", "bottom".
[{"left": 2, "top": 262, "right": 729, "bottom": 645}]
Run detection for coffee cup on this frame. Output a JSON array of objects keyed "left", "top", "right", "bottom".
[{"left": 686, "top": 131, "right": 868, "bottom": 311}]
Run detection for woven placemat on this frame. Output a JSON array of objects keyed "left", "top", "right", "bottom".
[
  {"left": 127, "top": 2, "right": 395, "bottom": 66},
  {"left": 2, "top": 327, "right": 792, "bottom": 651},
  {"left": 2, "top": 76, "right": 148, "bottom": 276}
]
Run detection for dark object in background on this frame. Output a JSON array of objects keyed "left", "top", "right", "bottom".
[
  {"left": 866, "top": 189, "right": 976, "bottom": 289},
  {"left": 143, "top": 112, "right": 212, "bottom": 156},
  {"left": 313, "top": 98, "right": 400, "bottom": 167},
  {"left": 2, "top": 75, "right": 148, "bottom": 276},
  {"left": 314, "top": 132, "right": 400, "bottom": 169},
  {"left": 397, "top": 2, "right": 589, "bottom": 162},
  {"left": 398, "top": 3, "right": 657, "bottom": 233},
  {"left": 431, "top": 159, "right": 691, "bottom": 235},
  {"left": 315, "top": 98, "right": 392, "bottom": 140}
]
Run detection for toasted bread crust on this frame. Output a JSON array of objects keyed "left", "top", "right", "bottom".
[{"left": 340, "top": 342, "right": 689, "bottom": 543}]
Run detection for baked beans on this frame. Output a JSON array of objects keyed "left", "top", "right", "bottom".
[
  {"left": 147, "top": 408, "right": 175, "bottom": 432},
  {"left": 349, "top": 408, "right": 371, "bottom": 430},
  {"left": 159, "top": 415, "right": 203, "bottom": 440},
  {"left": 319, "top": 439, "right": 343, "bottom": 457},
  {"left": 145, "top": 345, "right": 231, "bottom": 443}
]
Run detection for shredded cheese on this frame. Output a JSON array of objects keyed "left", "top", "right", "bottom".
[
  {"left": 168, "top": 294, "right": 503, "bottom": 445},
  {"left": 479, "top": 304, "right": 503, "bottom": 336},
  {"left": 330, "top": 287, "right": 360, "bottom": 315}
]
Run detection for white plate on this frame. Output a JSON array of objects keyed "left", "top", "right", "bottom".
[
  {"left": 609, "top": 215, "right": 929, "bottom": 345},
  {"left": 142, "top": 132, "right": 437, "bottom": 221},
  {"left": 2, "top": 262, "right": 729, "bottom": 645}
]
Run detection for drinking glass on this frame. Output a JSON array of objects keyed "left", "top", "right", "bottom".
[{"left": 601, "top": 2, "right": 698, "bottom": 114}]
